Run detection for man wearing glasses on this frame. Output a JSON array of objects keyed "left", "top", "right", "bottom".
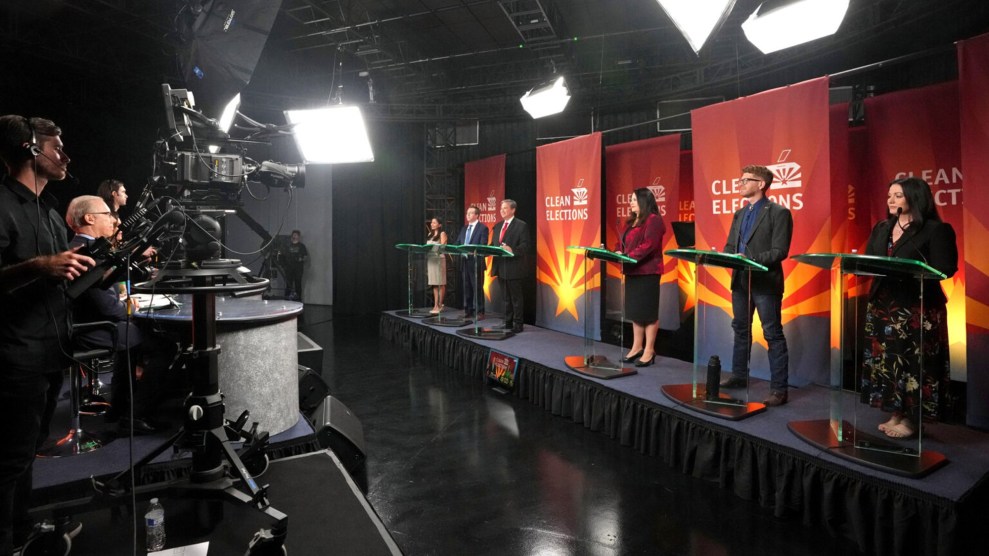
[
  {"left": 65, "top": 196, "right": 163, "bottom": 436},
  {"left": 720, "top": 165, "right": 793, "bottom": 407}
]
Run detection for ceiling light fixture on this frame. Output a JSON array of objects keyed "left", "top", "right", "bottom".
[
  {"left": 285, "top": 106, "right": 374, "bottom": 164},
  {"left": 741, "top": 0, "right": 850, "bottom": 54},
  {"left": 520, "top": 76, "right": 571, "bottom": 119},
  {"left": 656, "top": 0, "right": 736, "bottom": 54}
]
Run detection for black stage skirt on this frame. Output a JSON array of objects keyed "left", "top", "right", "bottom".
[{"left": 624, "top": 274, "right": 660, "bottom": 323}]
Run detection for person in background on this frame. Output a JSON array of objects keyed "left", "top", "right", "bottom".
[
  {"left": 615, "top": 188, "right": 666, "bottom": 367},
  {"left": 96, "top": 178, "right": 128, "bottom": 218},
  {"left": 860, "top": 176, "right": 957, "bottom": 439},
  {"left": 425, "top": 218, "right": 448, "bottom": 314},
  {"left": 721, "top": 164, "right": 793, "bottom": 407},
  {"left": 0, "top": 114, "right": 93, "bottom": 553},
  {"left": 284, "top": 229, "right": 309, "bottom": 302},
  {"left": 456, "top": 206, "right": 489, "bottom": 319},
  {"left": 490, "top": 200, "right": 530, "bottom": 333}
]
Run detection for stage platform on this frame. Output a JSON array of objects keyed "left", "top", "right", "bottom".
[{"left": 381, "top": 310, "right": 989, "bottom": 556}]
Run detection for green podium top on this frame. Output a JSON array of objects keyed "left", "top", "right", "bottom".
[
  {"left": 792, "top": 252, "right": 947, "bottom": 280},
  {"left": 454, "top": 244, "right": 515, "bottom": 257},
  {"left": 664, "top": 248, "right": 768, "bottom": 271},
  {"left": 394, "top": 243, "right": 434, "bottom": 253},
  {"left": 566, "top": 245, "right": 636, "bottom": 264}
]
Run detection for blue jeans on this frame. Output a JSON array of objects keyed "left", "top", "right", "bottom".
[{"left": 731, "top": 288, "right": 789, "bottom": 392}]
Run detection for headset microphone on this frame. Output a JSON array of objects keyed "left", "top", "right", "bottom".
[{"left": 32, "top": 148, "right": 76, "bottom": 183}]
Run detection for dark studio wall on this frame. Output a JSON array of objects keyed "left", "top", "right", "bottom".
[{"left": 331, "top": 121, "right": 425, "bottom": 314}]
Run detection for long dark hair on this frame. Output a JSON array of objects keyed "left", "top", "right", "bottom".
[
  {"left": 890, "top": 176, "right": 940, "bottom": 227},
  {"left": 626, "top": 187, "right": 659, "bottom": 227},
  {"left": 426, "top": 217, "right": 444, "bottom": 241}
]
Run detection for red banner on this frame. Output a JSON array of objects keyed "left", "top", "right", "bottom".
[
  {"left": 959, "top": 33, "right": 989, "bottom": 427},
  {"left": 864, "top": 82, "right": 966, "bottom": 380},
  {"left": 535, "top": 133, "right": 603, "bottom": 337},
  {"left": 604, "top": 135, "right": 681, "bottom": 329},
  {"left": 691, "top": 77, "right": 831, "bottom": 385},
  {"left": 464, "top": 154, "right": 506, "bottom": 305}
]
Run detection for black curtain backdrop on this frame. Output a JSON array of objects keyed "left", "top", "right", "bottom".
[{"left": 332, "top": 121, "right": 425, "bottom": 314}]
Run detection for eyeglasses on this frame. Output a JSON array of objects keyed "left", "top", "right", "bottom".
[
  {"left": 87, "top": 211, "right": 113, "bottom": 217},
  {"left": 738, "top": 177, "right": 764, "bottom": 184}
]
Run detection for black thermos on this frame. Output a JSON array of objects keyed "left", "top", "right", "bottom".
[{"left": 706, "top": 355, "right": 721, "bottom": 400}]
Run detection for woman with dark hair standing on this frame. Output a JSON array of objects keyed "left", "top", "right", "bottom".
[
  {"left": 861, "top": 176, "right": 958, "bottom": 439},
  {"left": 616, "top": 188, "right": 666, "bottom": 367},
  {"left": 426, "top": 217, "right": 448, "bottom": 314}
]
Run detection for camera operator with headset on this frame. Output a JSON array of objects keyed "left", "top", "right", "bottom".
[{"left": 0, "top": 115, "right": 94, "bottom": 555}]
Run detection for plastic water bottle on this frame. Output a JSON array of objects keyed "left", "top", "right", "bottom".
[{"left": 145, "top": 497, "right": 166, "bottom": 552}]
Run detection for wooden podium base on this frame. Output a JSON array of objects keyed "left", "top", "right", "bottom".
[
  {"left": 661, "top": 383, "right": 766, "bottom": 421},
  {"left": 788, "top": 419, "right": 948, "bottom": 478},
  {"left": 564, "top": 355, "right": 637, "bottom": 379}
]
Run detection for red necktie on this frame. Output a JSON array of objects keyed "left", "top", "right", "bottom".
[{"left": 499, "top": 220, "right": 509, "bottom": 243}]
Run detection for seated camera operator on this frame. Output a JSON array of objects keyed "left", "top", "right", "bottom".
[{"left": 65, "top": 195, "right": 163, "bottom": 435}]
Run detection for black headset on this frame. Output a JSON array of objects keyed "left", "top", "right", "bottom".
[{"left": 24, "top": 116, "right": 41, "bottom": 157}]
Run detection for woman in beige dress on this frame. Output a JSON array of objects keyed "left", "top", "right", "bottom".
[{"left": 426, "top": 217, "right": 448, "bottom": 314}]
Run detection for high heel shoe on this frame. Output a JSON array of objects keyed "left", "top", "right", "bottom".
[
  {"left": 621, "top": 350, "right": 643, "bottom": 363},
  {"left": 634, "top": 354, "right": 656, "bottom": 367}
]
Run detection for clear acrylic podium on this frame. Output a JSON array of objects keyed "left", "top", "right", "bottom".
[
  {"left": 789, "top": 253, "right": 948, "bottom": 477},
  {"left": 421, "top": 244, "right": 473, "bottom": 327},
  {"left": 563, "top": 246, "right": 637, "bottom": 379},
  {"left": 662, "top": 248, "right": 769, "bottom": 420},
  {"left": 394, "top": 243, "right": 436, "bottom": 318},
  {"left": 456, "top": 244, "right": 515, "bottom": 340}
]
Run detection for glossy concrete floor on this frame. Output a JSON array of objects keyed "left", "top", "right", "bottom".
[{"left": 299, "top": 306, "right": 861, "bottom": 556}]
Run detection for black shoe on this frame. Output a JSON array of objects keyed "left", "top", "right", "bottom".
[
  {"left": 621, "top": 350, "right": 643, "bottom": 363},
  {"left": 634, "top": 354, "right": 655, "bottom": 367},
  {"left": 496, "top": 322, "right": 514, "bottom": 330},
  {"left": 512, "top": 325, "right": 524, "bottom": 333},
  {"left": 763, "top": 390, "right": 788, "bottom": 407},
  {"left": 118, "top": 417, "right": 158, "bottom": 435},
  {"left": 719, "top": 376, "right": 747, "bottom": 389}
]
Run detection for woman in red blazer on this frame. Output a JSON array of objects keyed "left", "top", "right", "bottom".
[{"left": 616, "top": 188, "right": 666, "bottom": 367}]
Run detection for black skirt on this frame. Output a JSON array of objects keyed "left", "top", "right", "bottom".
[{"left": 624, "top": 274, "right": 660, "bottom": 323}]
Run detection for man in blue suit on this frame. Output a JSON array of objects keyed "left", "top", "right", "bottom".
[{"left": 456, "top": 206, "right": 489, "bottom": 318}]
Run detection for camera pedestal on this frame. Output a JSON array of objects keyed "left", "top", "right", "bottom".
[{"left": 98, "top": 260, "right": 289, "bottom": 554}]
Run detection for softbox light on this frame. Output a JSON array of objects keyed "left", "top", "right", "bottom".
[
  {"left": 520, "top": 76, "right": 571, "bottom": 119},
  {"left": 285, "top": 106, "right": 375, "bottom": 164},
  {"left": 177, "top": 0, "right": 282, "bottom": 119},
  {"left": 656, "top": 0, "right": 736, "bottom": 54},
  {"left": 742, "top": 0, "right": 850, "bottom": 54}
]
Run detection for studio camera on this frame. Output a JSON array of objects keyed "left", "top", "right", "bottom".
[{"left": 152, "top": 84, "right": 305, "bottom": 210}]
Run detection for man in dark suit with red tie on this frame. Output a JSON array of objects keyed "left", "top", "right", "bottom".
[
  {"left": 490, "top": 199, "right": 530, "bottom": 333},
  {"left": 456, "top": 206, "right": 489, "bottom": 318}
]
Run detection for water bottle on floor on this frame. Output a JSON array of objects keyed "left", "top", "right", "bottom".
[{"left": 145, "top": 497, "right": 166, "bottom": 551}]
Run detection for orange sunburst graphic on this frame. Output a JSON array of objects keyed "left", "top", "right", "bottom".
[
  {"left": 964, "top": 210, "right": 989, "bottom": 330},
  {"left": 536, "top": 224, "right": 600, "bottom": 320},
  {"left": 483, "top": 259, "right": 496, "bottom": 301}
]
